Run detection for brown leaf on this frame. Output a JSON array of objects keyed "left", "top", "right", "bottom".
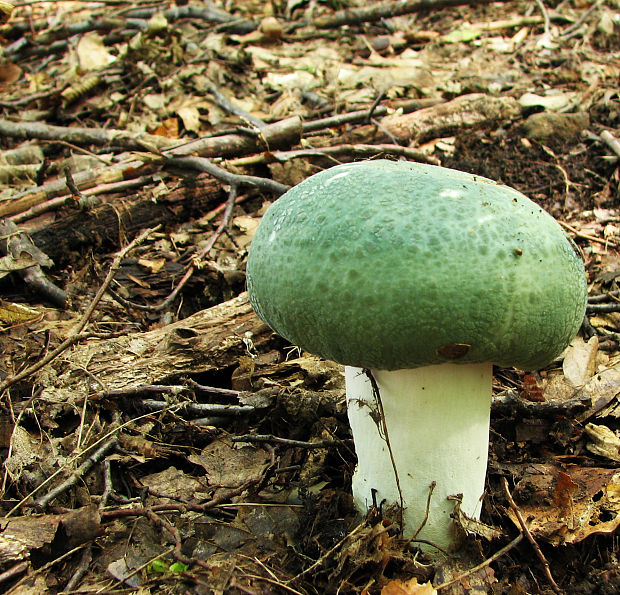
[
  {"left": 381, "top": 577, "right": 436, "bottom": 595},
  {"left": 0, "top": 62, "right": 20, "bottom": 85}
]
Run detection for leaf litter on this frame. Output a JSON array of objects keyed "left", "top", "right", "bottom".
[{"left": 0, "top": 0, "right": 619, "bottom": 593}]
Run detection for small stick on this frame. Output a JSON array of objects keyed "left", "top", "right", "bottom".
[
  {"left": 502, "top": 478, "right": 562, "bottom": 594},
  {"left": 205, "top": 80, "right": 266, "bottom": 129},
  {"left": 164, "top": 155, "right": 289, "bottom": 195},
  {"left": 0, "top": 562, "right": 28, "bottom": 586},
  {"left": 144, "top": 400, "right": 255, "bottom": 417},
  {"left": 99, "top": 458, "right": 114, "bottom": 510},
  {"left": 534, "top": 0, "right": 551, "bottom": 38},
  {"left": 588, "top": 290, "right": 620, "bottom": 303},
  {"left": 558, "top": 220, "right": 619, "bottom": 248},
  {"left": 364, "top": 369, "right": 405, "bottom": 534},
  {"left": 587, "top": 303, "right": 620, "bottom": 313},
  {"left": 34, "top": 437, "right": 119, "bottom": 509},
  {"left": 62, "top": 546, "right": 92, "bottom": 592},
  {"left": 411, "top": 481, "right": 436, "bottom": 540},
  {"left": 312, "top": 0, "right": 513, "bottom": 29},
  {"left": 232, "top": 434, "right": 350, "bottom": 449},
  {"left": 600, "top": 130, "right": 620, "bottom": 160},
  {"left": 434, "top": 533, "right": 524, "bottom": 591}
]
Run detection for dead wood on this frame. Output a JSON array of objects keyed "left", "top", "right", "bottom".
[
  {"left": 1, "top": 116, "right": 301, "bottom": 218},
  {"left": 0, "top": 119, "right": 179, "bottom": 152},
  {"left": 26, "top": 176, "right": 225, "bottom": 265},
  {"left": 312, "top": 0, "right": 514, "bottom": 29},
  {"left": 301, "top": 98, "right": 442, "bottom": 133},
  {"left": 382, "top": 93, "right": 522, "bottom": 143},
  {"left": 47, "top": 293, "right": 272, "bottom": 393}
]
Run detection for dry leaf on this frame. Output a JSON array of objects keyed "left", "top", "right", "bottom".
[
  {"left": 510, "top": 465, "right": 620, "bottom": 544},
  {"left": 381, "top": 577, "right": 437, "bottom": 595},
  {"left": 585, "top": 423, "right": 620, "bottom": 462},
  {"left": 76, "top": 32, "right": 116, "bottom": 71},
  {"left": 563, "top": 336, "right": 599, "bottom": 388}
]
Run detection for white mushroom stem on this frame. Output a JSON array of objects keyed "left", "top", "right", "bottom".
[{"left": 345, "top": 363, "right": 493, "bottom": 552}]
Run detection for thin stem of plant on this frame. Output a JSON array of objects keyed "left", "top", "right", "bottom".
[
  {"left": 434, "top": 533, "right": 524, "bottom": 591},
  {"left": 364, "top": 369, "right": 405, "bottom": 534},
  {"left": 502, "top": 477, "right": 562, "bottom": 594}
]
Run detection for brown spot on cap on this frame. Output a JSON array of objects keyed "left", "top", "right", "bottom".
[{"left": 437, "top": 343, "right": 471, "bottom": 360}]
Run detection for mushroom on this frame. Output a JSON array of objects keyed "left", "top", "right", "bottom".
[{"left": 246, "top": 160, "right": 587, "bottom": 552}]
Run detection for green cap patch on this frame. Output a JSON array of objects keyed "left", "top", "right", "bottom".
[{"left": 247, "top": 160, "right": 587, "bottom": 371}]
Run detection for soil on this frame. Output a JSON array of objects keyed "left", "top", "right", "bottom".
[{"left": 0, "top": 0, "right": 619, "bottom": 594}]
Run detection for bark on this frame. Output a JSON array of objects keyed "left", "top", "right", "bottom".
[
  {"left": 381, "top": 93, "right": 522, "bottom": 143},
  {"left": 27, "top": 176, "right": 225, "bottom": 265},
  {"left": 49, "top": 293, "right": 273, "bottom": 393}
]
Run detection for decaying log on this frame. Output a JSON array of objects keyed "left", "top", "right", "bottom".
[
  {"left": 2, "top": 116, "right": 302, "bottom": 218},
  {"left": 48, "top": 293, "right": 273, "bottom": 393},
  {"left": 381, "top": 93, "right": 521, "bottom": 143},
  {"left": 27, "top": 176, "right": 225, "bottom": 265}
]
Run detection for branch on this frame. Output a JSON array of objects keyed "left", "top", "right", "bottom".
[{"left": 313, "top": 0, "right": 515, "bottom": 29}]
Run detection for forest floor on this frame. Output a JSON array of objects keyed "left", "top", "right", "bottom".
[{"left": 0, "top": 0, "right": 619, "bottom": 593}]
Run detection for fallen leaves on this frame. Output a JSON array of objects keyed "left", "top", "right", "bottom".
[
  {"left": 380, "top": 577, "right": 437, "bottom": 595},
  {"left": 509, "top": 465, "right": 620, "bottom": 545}
]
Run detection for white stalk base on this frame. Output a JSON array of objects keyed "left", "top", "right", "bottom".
[{"left": 345, "top": 364, "right": 493, "bottom": 552}]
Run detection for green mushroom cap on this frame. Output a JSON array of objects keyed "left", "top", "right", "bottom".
[{"left": 246, "top": 160, "right": 587, "bottom": 371}]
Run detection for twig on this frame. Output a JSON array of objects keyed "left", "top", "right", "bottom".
[
  {"left": 99, "top": 458, "right": 114, "bottom": 510},
  {"left": 62, "top": 546, "right": 92, "bottom": 592},
  {"left": 366, "top": 91, "right": 387, "bottom": 124},
  {"left": 588, "top": 290, "right": 620, "bottom": 304},
  {"left": 587, "top": 303, "right": 620, "bottom": 313},
  {"left": 63, "top": 167, "right": 100, "bottom": 210},
  {"left": 205, "top": 80, "right": 266, "bottom": 128},
  {"left": 34, "top": 436, "right": 119, "bottom": 508},
  {"left": 0, "top": 225, "right": 161, "bottom": 393},
  {"left": 559, "top": 0, "right": 604, "bottom": 38},
  {"left": 164, "top": 156, "right": 289, "bottom": 195},
  {"left": 534, "top": 0, "right": 551, "bottom": 38},
  {"left": 364, "top": 369, "right": 404, "bottom": 534},
  {"left": 144, "top": 400, "right": 255, "bottom": 417},
  {"left": 232, "top": 434, "right": 350, "bottom": 449},
  {"left": 600, "top": 130, "right": 620, "bottom": 160},
  {"left": 411, "top": 481, "right": 436, "bottom": 540},
  {"left": 229, "top": 143, "right": 440, "bottom": 167},
  {"left": 244, "top": 573, "right": 305, "bottom": 595},
  {"left": 502, "top": 478, "right": 562, "bottom": 594},
  {"left": 145, "top": 509, "right": 194, "bottom": 567},
  {"left": 434, "top": 533, "right": 524, "bottom": 591},
  {"left": 301, "top": 98, "right": 441, "bottom": 132},
  {"left": 0, "top": 562, "right": 28, "bottom": 587},
  {"left": 312, "top": 0, "right": 513, "bottom": 29},
  {"left": 558, "top": 220, "right": 619, "bottom": 248}
]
